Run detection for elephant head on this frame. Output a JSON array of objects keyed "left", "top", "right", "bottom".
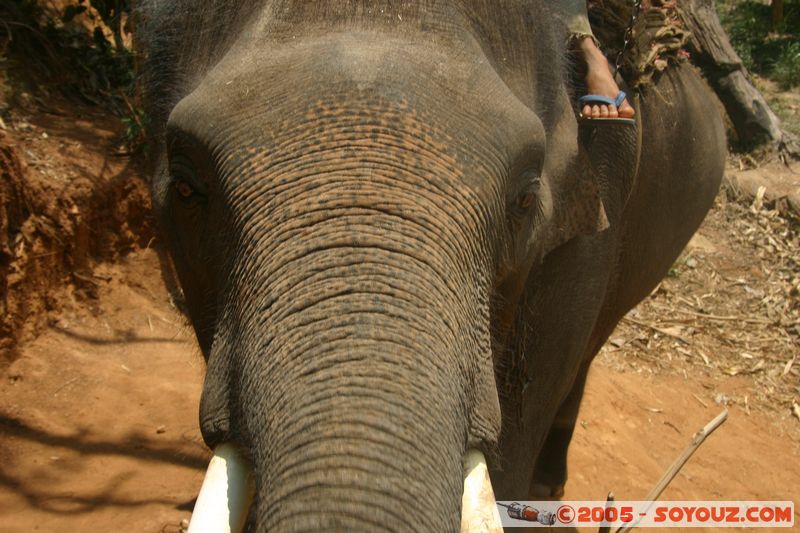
[{"left": 141, "top": 2, "right": 618, "bottom": 530}]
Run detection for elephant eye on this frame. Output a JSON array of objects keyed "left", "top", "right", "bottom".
[
  {"left": 175, "top": 179, "right": 196, "bottom": 199},
  {"left": 515, "top": 174, "right": 541, "bottom": 212},
  {"left": 169, "top": 154, "right": 206, "bottom": 205},
  {"left": 518, "top": 192, "right": 536, "bottom": 209}
]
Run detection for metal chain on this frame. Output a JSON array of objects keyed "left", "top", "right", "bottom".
[{"left": 615, "top": 0, "right": 643, "bottom": 71}]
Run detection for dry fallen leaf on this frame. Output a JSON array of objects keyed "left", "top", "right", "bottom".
[{"left": 782, "top": 357, "right": 796, "bottom": 378}]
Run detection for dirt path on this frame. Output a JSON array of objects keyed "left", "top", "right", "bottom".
[
  {"left": 0, "top": 251, "right": 205, "bottom": 533},
  {"left": 1, "top": 248, "right": 798, "bottom": 532}
]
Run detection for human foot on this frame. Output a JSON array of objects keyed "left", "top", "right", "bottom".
[{"left": 577, "top": 37, "right": 635, "bottom": 120}]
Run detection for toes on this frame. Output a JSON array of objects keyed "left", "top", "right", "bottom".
[
  {"left": 582, "top": 103, "right": 629, "bottom": 120},
  {"left": 619, "top": 101, "right": 636, "bottom": 119}
]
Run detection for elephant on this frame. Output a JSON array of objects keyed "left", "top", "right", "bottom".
[{"left": 135, "top": 1, "right": 726, "bottom": 531}]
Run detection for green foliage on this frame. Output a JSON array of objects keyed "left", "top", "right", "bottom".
[
  {"left": 772, "top": 41, "right": 800, "bottom": 90},
  {"left": 765, "top": 90, "right": 800, "bottom": 138},
  {"left": 717, "top": 0, "right": 800, "bottom": 89},
  {"left": 1, "top": 1, "right": 132, "bottom": 94},
  {"left": 121, "top": 105, "right": 148, "bottom": 154},
  {"left": 0, "top": 0, "right": 145, "bottom": 152}
]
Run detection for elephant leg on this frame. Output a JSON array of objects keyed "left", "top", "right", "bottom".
[{"left": 529, "top": 361, "right": 591, "bottom": 498}]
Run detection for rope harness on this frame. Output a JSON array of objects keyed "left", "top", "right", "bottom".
[
  {"left": 590, "top": 0, "right": 691, "bottom": 88},
  {"left": 616, "top": 0, "right": 643, "bottom": 72}
]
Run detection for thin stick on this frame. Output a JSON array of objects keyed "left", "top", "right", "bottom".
[
  {"left": 691, "top": 394, "right": 709, "bottom": 408},
  {"left": 623, "top": 317, "right": 690, "bottom": 344},
  {"left": 598, "top": 492, "right": 615, "bottom": 533},
  {"left": 615, "top": 409, "right": 729, "bottom": 533}
]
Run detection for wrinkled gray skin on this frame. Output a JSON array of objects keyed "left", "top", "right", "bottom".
[{"left": 136, "top": 1, "right": 725, "bottom": 530}]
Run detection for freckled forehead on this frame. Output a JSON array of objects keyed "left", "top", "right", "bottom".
[
  {"left": 169, "top": 34, "right": 545, "bottom": 189},
  {"left": 214, "top": 93, "right": 488, "bottom": 189}
]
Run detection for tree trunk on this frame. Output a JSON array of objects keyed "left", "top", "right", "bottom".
[
  {"left": 681, "top": 0, "right": 789, "bottom": 149},
  {"left": 772, "top": 0, "right": 785, "bottom": 30}
]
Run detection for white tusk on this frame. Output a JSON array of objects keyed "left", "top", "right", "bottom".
[
  {"left": 188, "top": 442, "right": 256, "bottom": 533},
  {"left": 461, "top": 449, "right": 504, "bottom": 533}
]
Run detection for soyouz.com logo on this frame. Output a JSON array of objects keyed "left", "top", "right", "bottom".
[{"left": 495, "top": 501, "right": 795, "bottom": 528}]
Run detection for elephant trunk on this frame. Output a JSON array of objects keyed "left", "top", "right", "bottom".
[
  {"left": 199, "top": 179, "right": 500, "bottom": 530},
  {"left": 242, "top": 270, "right": 474, "bottom": 530},
  {"left": 188, "top": 444, "right": 502, "bottom": 532}
]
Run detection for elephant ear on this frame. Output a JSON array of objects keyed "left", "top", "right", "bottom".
[
  {"left": 534, "top": 167, "right": 609, "bottom": 259},
  {"left": 531, "top": 108, "right": 641, "bottom": 262}
]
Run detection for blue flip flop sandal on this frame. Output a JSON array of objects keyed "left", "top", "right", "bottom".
[{"left": 578, "top": 91, "right": 636, "bottom": 125}]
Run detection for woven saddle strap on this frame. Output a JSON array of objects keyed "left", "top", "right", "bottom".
[{"left": 588, "top": 0, "right": 691, "bottom": 88}]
